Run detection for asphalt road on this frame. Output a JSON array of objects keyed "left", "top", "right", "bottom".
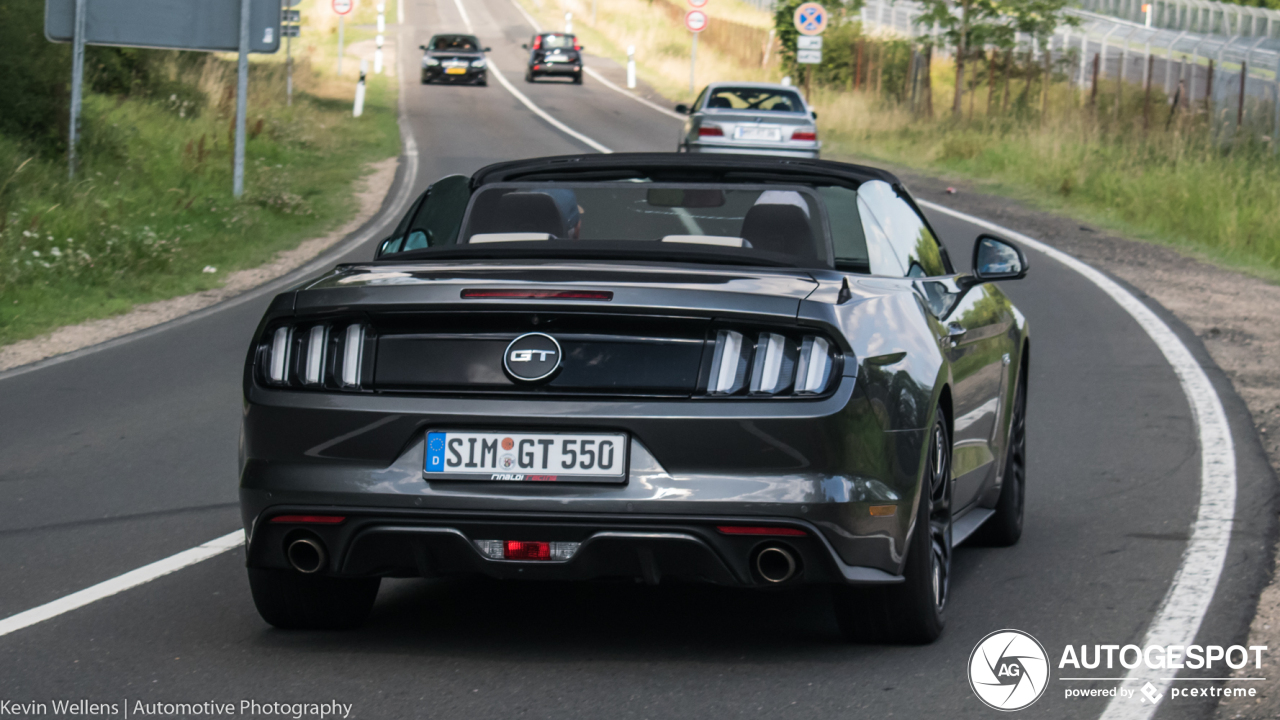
[{"left": 0, "top": 0, "right": 1270, "bottom": 717}]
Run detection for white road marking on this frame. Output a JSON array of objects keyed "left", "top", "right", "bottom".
[
  {"left": 504, "top": 0, "right": 686, "bottom": 121},
  {"left": 919, "top": 199, "right": 1236, "bottom": 720},
  {"left": 0, "top": 531, "right": 244, "bottom": 638},
  {"left": 488, "top": 67, "right": 613, "bottom": 153}
]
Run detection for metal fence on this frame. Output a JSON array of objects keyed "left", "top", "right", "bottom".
[
  {"left": 1078, "top": 0, "right": 1280, "bottom": 40},
  {"left": 857, "top": 0, "right": 1280, "bottom": 140}
]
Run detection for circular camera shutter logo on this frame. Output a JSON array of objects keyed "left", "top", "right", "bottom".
[
  {"left": 503, "top": 333, "right": 562, "bottom": 383},
  {"left": 968, "top": 630, "right": 1050, "bottom": 711}
]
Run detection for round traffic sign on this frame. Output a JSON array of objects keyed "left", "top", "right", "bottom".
[
  {"left": 685, "top": 9, "right": 708, "bottom": 32},
  {"left": 332, "top": 0, "right": 353, "bottom": 15},
  {"left": 687, "top": 0, "right": 708, "bottom": 7},
  {"left": 793, "top": 2, "right": 827, "bottom": 35}
]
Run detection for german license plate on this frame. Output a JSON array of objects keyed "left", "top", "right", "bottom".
[
  {"left": 735, "top": 126, "right": 782, "bottom": 141},
  {"left": 445, "top": 67, "right": 467, "bottom": 75},
  {"left": 425, "top": 431, "right": 627, "bottom": 482}
]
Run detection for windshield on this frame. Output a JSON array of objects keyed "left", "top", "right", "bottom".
[
  {"left": 429, "top": 35, "right": 479, "bottom": 51},
  {"left": 388, "top": 182, "right": 831, "bottom": 266},
  {"left": 703, "top": 87, "right": 806, "bottom": 113},
  {"left": 538, "top": 34, "right": 576, "bottom": 49}
]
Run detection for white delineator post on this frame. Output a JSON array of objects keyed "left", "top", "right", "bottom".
[
  {"left": 234, "top": 0, "right": 250, "bottom": 198},
  {"left": 376, "top": 2, "right": 385, "bottom": 74},
  {"left": 338, "top": 16, "right": 345, "bottom": 74},
  {"left": 627, "top": 45, "right": 636, "bottom": 89},
  {"left": 565, "top": 12, "right": 572, "bottom": 33},
  {"left": 690, "top": 33, "right": 697, "bottom": 93},
  {"left": 354, "top": 59, "right": 367, "bottom": 116}
]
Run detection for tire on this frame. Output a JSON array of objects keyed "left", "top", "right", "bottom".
[
  {"left": 974, "top": 358, "right": 1027, "bottom": 546},
  {"left": 833, "top": 416, "right": 952, "bottom": 644},
  {"left": 248, "top": 568, "right": 380, "bottom": 630},
  {"left": 525, "top": 70, "right": 535, "bottom": 83},
  {"left": 573, "top": 72, "right": 583, "bottom": 85},
  {"left": 421, "top": 74, "right": 430, "bottom": 84}
]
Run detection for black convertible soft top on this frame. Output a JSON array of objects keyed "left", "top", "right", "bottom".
[{"left": 470, "top": 153, "right": 901, "bottom": 190}]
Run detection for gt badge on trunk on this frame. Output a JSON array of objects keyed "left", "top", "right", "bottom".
[{"left": 503, "top": 332, "right": 562, "bottom": 383}]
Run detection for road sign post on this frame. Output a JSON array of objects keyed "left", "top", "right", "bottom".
[
  {"left": 283, "top": 5, "right": 300, "bottom": 105},
  {"left": 234, "top": 0, "right": 251, "bottom": 197},
  {"left": 686, "top": 8, "right": 707, "bottom": 94},
  {"left": 792, "top": 3, "right": 826, "bottom": 101},
  {"left": 333, "top": 0, "right": 352, "bottom": 75},
  {"left": 375, "top": 2, "right": 385, "bottom": 74}
]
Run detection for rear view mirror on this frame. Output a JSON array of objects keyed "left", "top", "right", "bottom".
[
  {"left": 647, "top": 188, "right": 725, "bottom": 208},
  {"left": 972, "top": 235, "right": 1028, "bottom": 282},
  {"left": 674, "top": 104, "right": 689, "bottom": 114}
]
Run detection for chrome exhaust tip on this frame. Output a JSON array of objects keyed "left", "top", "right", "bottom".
[
  {"left": 755, "top": 546, "right": 797, "bottom": 584},
  {"left": 286, "top": 537, "right": 327, "bottom": 574}
]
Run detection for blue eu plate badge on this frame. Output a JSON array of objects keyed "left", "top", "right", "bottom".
[{"left": 426, "top": 432, "right": 446, "bottom": 472}]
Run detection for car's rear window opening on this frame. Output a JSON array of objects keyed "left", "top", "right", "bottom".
[
  {"left": 704, "top": 87, "right": 806, "bottom": 113},
  {"left": 454, "top": 183, "right": 830, "bottom": 265},
  {"left": 430, "top": 35, "right": 479, "bottom": 51},
  {"left": 537, "top": 34, "right": 577, "bottom": 49}
]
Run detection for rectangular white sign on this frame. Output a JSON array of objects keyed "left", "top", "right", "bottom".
[
  {"left": 797, "top": 49, "right": 822, "bottom": 64},
  {"left": 797, "top": 36, "right": 823, "bottom": 50}
]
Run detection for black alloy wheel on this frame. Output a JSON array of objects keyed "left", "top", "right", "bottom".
[
  {"left": 975, "top": 359, "right": 1027, "bottom": 546},
  {"left": 833, "top": 415, "right": 952, "bottom": 644}
]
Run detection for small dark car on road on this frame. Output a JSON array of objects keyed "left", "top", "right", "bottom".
[
  {"left": 522, "top": 32, "right": 584, "bottom": 84},
  {"left": 420, "top": 33, "right": 490, "bottom": 85},
  {"left": 240, "top": 153, "right": 1030, "bottom": 644}
]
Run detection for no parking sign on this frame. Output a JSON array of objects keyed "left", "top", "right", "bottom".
[{"left": 793, "top": 2, "right": 827, "bottom": 35}]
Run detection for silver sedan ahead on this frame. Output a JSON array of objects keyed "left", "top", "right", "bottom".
[{"left": 676, "top": 83, "right": 820, "bottom": 159}]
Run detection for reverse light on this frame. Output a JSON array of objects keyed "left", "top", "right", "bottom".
[
  {"left": 268, "top": 327, "right": 291, "bottom": 383},
  {"left": 717, "top": 525, "right": 807, "bottom": 537},
  {"left": 303, "top": 325, "right": 327, "bottom": 385},
  {"left": 795, "top": 336, "right": 833, "bottom": 394},
  {"left": 709, "top": 330, "right": 748, "bottom": 394},
  {"left": 341, "top": 324, "right": 365, "bottom": 387},
  {"left": 749, "top": 332, "right": 797, "bottom": 395},
  {"left": 473, "top": 540, "right": 580, "bottom": 560},
  {"left": 270, "top": 515, "right": 346, "bottom": 524},
  {"left": 791, "top": 129, "right": 817, "bottom": 141},
  {"left": 698, "top": 126, "right": 724, "bottom": 137}
]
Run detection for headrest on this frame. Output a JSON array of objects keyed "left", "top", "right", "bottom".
[
  {"left": 495, "top": 192, "right": 567, "bottom": 239},
  {"left": 740, "top": 204, "right": 815, "bottom": 259},
  {"left": 707, "top": 96, "right": 732, "bottom": 109}
]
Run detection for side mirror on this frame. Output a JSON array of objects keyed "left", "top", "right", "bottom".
[
  {"left": 377, "top": 236, "right": 402, "bottom": 258},
  {"left": 521, "top": 43, "right": 529, "bottom": 49},
  {"left": 970, "top": 235, "right": 1028, "bottom": 283},
  {"left": 484, "top": 46, "right": 492, "bottom": 52},
  {"left": 675, "top": 104, "right": 690, "bottom": 114},
  {"left": 578, "top": 45, "right": 585, "bottom": 50},
  {"left": 811, "top": 110, "right": 818, "bottom": 119}
]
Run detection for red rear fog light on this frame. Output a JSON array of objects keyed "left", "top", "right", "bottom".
[
  {"left": 698, "top": 126, "right": 724, "bottom": 137},
  {"left": 505, "top": 540, "right": 551, "bottom": 560},
  {"left": 791, "top": 131, "right": 817, "bottom": 141}
]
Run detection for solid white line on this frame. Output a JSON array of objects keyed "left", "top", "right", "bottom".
[
  {"left": 918, "top": 199, "right": 1236, "bottom": 720},
  {"left": 488, "top": 66, "right": 614, "bottom": 153},
  {"left": 504, "top": 0, "right": 686, "bottom": 121},
  {"left": 0, "top": 531, "right": 244, "bottom": 638}
]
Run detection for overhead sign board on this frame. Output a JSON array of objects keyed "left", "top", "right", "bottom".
[
  {"left": 45, "top": 0, "right": 282, "bottom": 53},
  {"left": 793, "top": 2, "right": 827, "bottom": 36},
  {"left": 685, "top": 9, "right": 708, "bottom": 32}
]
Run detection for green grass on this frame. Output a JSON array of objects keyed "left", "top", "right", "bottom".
[
  {"left": 813, "top": 82, "right": 1280, "bottom": 282},
  {"left": 0, "top": 54, "right": 400, "bottom": 346}
]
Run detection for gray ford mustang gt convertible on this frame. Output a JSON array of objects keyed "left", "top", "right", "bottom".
[{"left": 240, "top": 153, "right": 1030, "bottom": 644}]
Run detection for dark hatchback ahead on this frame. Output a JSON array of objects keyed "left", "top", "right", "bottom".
[
  {"left": 522, "top": 32, "right": 584, "bottom": 83},
  {"left": 240, "top": 154, "right": 1030, "bottom": 644},
  {"left": 420, "top": 33, "right": 490, "bottom": 85}
]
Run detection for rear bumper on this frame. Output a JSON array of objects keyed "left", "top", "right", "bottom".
[
  {"left": 240, "top": 377, "right": 927, "bottom": 580},
  {"left": 243, "top": 506, "right": 905, "bottom": 586},
  {"left": 530, "top": 63, "right": 580, "bottom": 75},
  {"left": 685, "top": 142, "right": 820, "bottom": 159}
]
